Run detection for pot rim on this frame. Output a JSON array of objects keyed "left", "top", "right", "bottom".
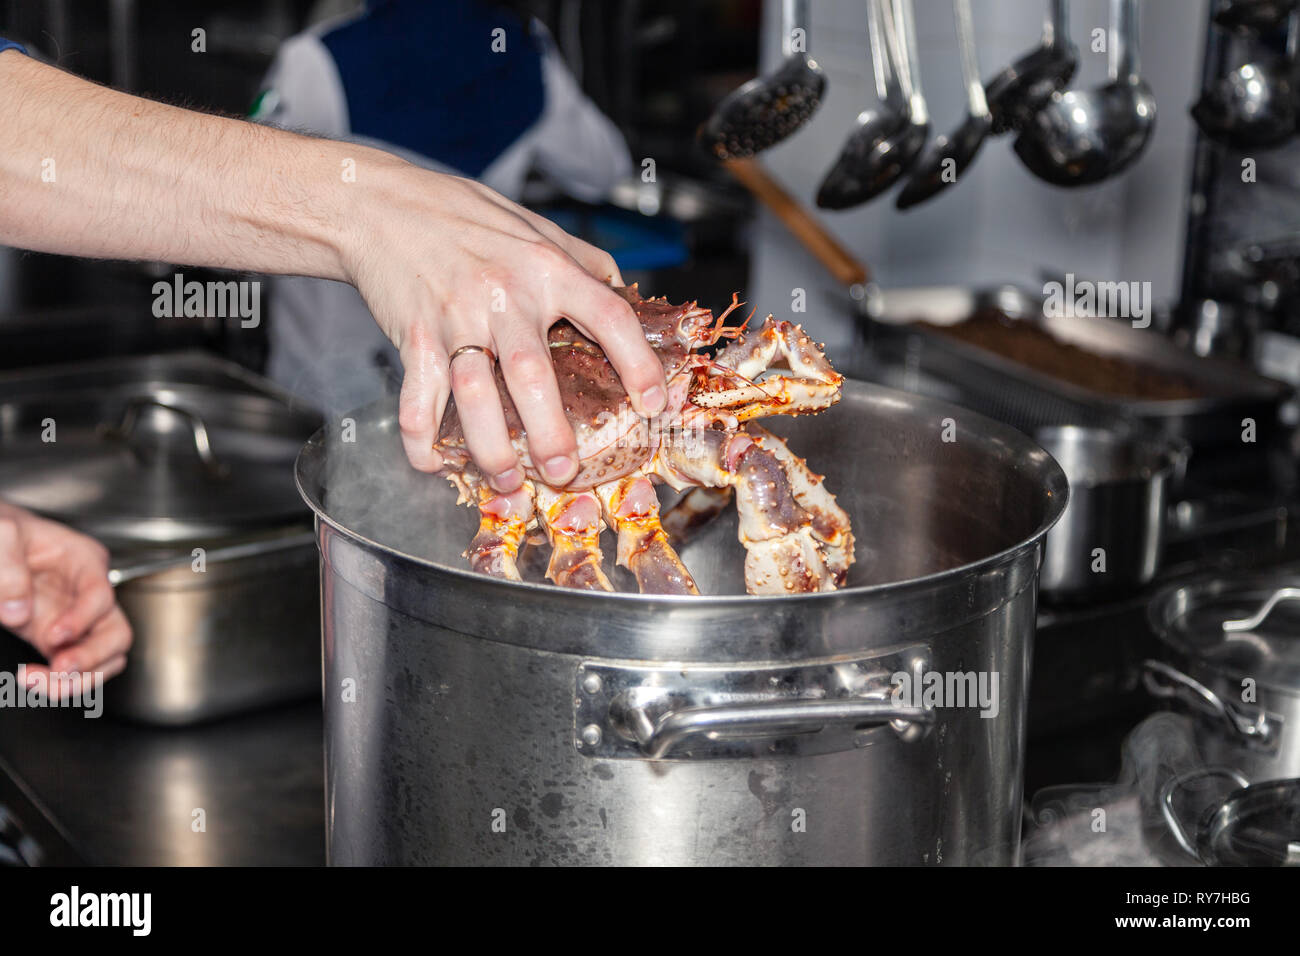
[{"left": 296, "top": 379, "right": 1070, "bottom": 607}]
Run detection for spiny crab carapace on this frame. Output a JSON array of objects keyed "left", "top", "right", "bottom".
[{"left": 435, "top": 285, "right": 854, "bottom": 596}]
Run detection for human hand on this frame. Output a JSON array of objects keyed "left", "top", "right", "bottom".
[
  {"left": 341, "top": 164, "right": 666, "bottom": 492},
  {"left": 0, "top": 55, "right": 663, "bottom": 495},
  {"left": 0, "top": 503, "right": 131, "bottom": 685}
]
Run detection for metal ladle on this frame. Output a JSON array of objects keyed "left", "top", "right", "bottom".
[
  {"left": 1013, "top": 0, "right": 1156, "bottom": 187},
  {"left": 1192, "top": 10, "right": 1299, "bottom": 149},
  {"left": 816, "top": 0, "right": 929, "bottom": 209},
  {"left": 896, "top": 0, "right": 991, "bottom": 209},
  {"left": 1214, "top": 0, "right": 1300, "bottom": 33},
  {"left": 985, "top": 0, "right": 1078, "bottom": 135},
  {"left": 699, "top": 0, "right": 826, "bottom": 160}
]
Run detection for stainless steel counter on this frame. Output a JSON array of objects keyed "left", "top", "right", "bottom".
[{"left": 0, "top": 633, "right": 324, "bottom": 866}]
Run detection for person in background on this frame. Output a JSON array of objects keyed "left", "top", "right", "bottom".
[
  {"left": 0, "top": 17, "right": 662, "bottom": 682},
  {"left": 254, "top": 0, "right": 634, "bottom": 418}
]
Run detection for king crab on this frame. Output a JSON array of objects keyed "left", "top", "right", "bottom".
[{"left": 435, "top": 285, "right": 853, "bottom": 595}]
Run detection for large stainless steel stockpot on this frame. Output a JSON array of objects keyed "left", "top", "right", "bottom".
[{"left": 297, "top": 380, "right": 1068, "bottom": 866}]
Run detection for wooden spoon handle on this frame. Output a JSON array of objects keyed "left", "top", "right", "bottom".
[{"left": 724, "top": 158, "right": 869, "bottom": 288}]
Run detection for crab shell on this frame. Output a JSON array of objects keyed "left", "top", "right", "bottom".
[{"left": 436, "top": 286, "right": 720, "bottom": 490}]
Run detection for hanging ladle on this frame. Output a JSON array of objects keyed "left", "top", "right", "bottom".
[
  {"left": 1013, "top": 0, "right": 1156, "bottom": 186},
  {"left": 817, "top": 0, "right": 929, "bottom": 209},
  {"left": 985, "top": 0, "right": 1078, "bottom": 135},
  {"left": 1214, "top": 0, "right": 1300, "bottom": 33},
  {"left": 896, "top": 0, "right": 991, "bottom": 209},
  {"left": 1191, "top": 9, "right": 1298, "bottom": 149},
  {"left": 699, "top": 0, "right": 826, "bottom": 160}
]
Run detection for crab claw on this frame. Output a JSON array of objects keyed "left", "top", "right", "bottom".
[{"left": 692, "top": 317, "right": 842, "bottom": 420}]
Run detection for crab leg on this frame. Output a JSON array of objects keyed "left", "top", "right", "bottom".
[
  {"left": 657, "top": 430, "right": 839, "bottom": 595},
  {"left": 745, "top": 425, "right": 854, "bottom": 585},
  {"left": 514, "top": 531, "right": 552, "bottom": 581},
  {"left": 534, "top": 487, "right": 614, "bottom": 591},
  {"left": 462, "top": 482, "right": 535, "bottom": 581},
  {"left": 691, "top": 377, "right": 841, "bottom": 419},
  {"left": 661, "top": 486, "right": 733, "bottom": 543},
  {"left": 694, "top": 316, "right": 842, "bottom": 419},
  {"left": 596, "top": 476, "right": 699, "bottom": 594}
]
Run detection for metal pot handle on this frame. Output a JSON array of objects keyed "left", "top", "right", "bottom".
[
  {"left": 108, "top": 530, "right": 317, "bottom": 586},
  {"left": 100, "top": 397, "right": 229, "bottom": 478},
  {"left": 1222, "top": 587, "right": 1300, "bottom": 632},
  {"left": 1159, "top": 766, "right": 1250, "bottom": 863},
  {"left": 622, "top": 697, "right": 934, "bottom": 760},
  {"left": 1141, "top": 659, "right": 1277, "bottom": 748}
]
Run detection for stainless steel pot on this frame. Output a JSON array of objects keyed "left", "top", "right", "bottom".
[
  {"left": 0, "top": 353, "right": 323, "bottom": 724},
  {"left": 297, "top": 380, "right": 1068, "bottom": 866},
  {"left": 1035, "top": 426, "right": 1183, "bottom": 600},
  {"left": 103, "top": 529, "right": 320, "bottom": 725},
  {"left": 1146, "top": 570, "right": 1300, "bottom": 781}
]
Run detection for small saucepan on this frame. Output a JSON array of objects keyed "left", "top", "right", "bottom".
[
  {"left": 1035, "top": 426, "right": 1186, "bottom": 601},
  {"left": 1145, "top": 570, "right": 1300, "bottom": 782}
]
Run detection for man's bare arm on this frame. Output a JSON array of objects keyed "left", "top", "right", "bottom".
[
  {"left": 0, "top": 50, "right": 666, "bottom": 488},
  {"left": 0, "top": 49, "right": 350, "bottom": 279}
]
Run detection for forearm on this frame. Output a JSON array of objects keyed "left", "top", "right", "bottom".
[
  {"left": 0, "top": 50, "right": 667, "bottom": 489},
  {"left": 0, "top": 50, "right": 387, "bottom": 280}
]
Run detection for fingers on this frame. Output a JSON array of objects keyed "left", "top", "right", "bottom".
[
  {"left": 99, "top": 654, "right": 128, "bottom": 682},
  {"left": 558, "top": 277, "right": 666, "bottom": 418},
  {"left": 397, "top": 328, "right": 450, "bottom": 473},
  {"left": 516, "top": 208, "right": 625, "bottom": 285},
  {"left": 467, "top": 182, "right": 625, "bottom": 286},
  {"left": 48, "top": 568, "right": 115, "bottom": 650},
  {"left": 560, "top": 234, "right": 624, "bottom": 286},
  {"left": 48, "top": 605, "right": 132, "bottom": 675},
  {"left": 23, "top": 654, "right": 127, "bottom": 694},
  {"left": 494, "top": 322, "right": 578, "bottom": 485},
  {"left": 0, "top": 515, "right": 32, "bottom": 630},
  {"left": 448, "top": 349, "right": 522, "bottom": 492}
]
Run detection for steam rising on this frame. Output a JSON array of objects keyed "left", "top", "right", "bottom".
[
  {"left": 316, "top": 400, "right": 477, "bottom": 568},
  {"left": 1022, "top": 713, "right": 1213, "bottom": 866}
]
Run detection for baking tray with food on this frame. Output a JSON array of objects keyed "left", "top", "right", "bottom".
[{"left": 854, "top": 285, "right": 1295, "bottom": 448}]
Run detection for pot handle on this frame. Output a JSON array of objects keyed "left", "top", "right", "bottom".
[
  {"left": 1159, "top": 766, "right": 1250, "bottom": 863},
  {"left": 620, "top": 697, "right": 934, "bottom": 760},
  {"left": 100, "top": 397, "right": 230, "bottom": 478},
  {"left": 1222, "top": 587, "right": 1300, "bottom": 632},
  {"left": 108, "top": 530, "right": 317, "bottom": 586},
  {"left": 1141, "top": 660, "right": 1278, "bottom": 749}
]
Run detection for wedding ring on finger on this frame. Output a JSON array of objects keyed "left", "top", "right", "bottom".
[{"left": 449, "top": 344, "right": 498, "bottom": 366}]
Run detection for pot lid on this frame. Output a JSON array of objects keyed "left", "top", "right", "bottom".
[
  {"left": 0, "top": 392, "right": 319, "bottom": 545},
  {"left": 1149, "top": 571, "right": 1300, "bottom": 690}
]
